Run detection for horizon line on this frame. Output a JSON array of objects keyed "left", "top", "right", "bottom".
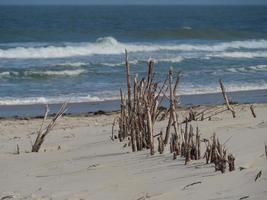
[{"left": 1, "top": 3, "right": 267, "bottom": 6}]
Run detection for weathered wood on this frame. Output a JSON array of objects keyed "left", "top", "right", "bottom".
[
  {"left": 146, "top": 105, "right": 154, "bottom": 155},
  {"left": 32, "top": 102, "right": 68, "bottom": 152},
  {"left": 157, "top": 132, "right": 164, "bottom": 154},
  {"left": 196, "top": 126, "right": 201, "bottom": 160},
  {"left": 16, "top": 144, "right": 20, "bottom": 155},
  {"left": 125, "top": 49, "right": 132, "bottom": 112},
  {"left": 228, "top": 154, "right": 235, "bottom": 171},
  {"left": 219, "top": 79, "right": 236, "bottom": 118},
  {"left": 111, "top": 117, "right": 118, "bottom": 141},
  {"left": 250, "top": 105, "right": 256, "bottom": 118},
  {"left": 265, "top": 142, "right": 267, "bottom": 160},
  {"left": 255, "top": 170, "right": 262, "bottom": 182},
  {"left": 164, "top": 68, "right": 181, "bottom": 145},
  {"left": 173, "top": 152, "right": 177, "bottom": 160},
  {"left": 183, "top": 181, "right": 202, "bottom": 190}
]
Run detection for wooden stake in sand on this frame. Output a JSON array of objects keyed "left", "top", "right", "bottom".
[
  {"left": 16, "top": 144, "right": 20, "bottom": 155},
  {"left": 157, "top": 132, "right": 164, "bottom": 154},
  {"left": 32, "top": 102, "right": 68, "bottom": 152},
  {"left": 164, "top": 68, "right": 181, "bottom": 145},
  {"left": 219, "top": 79, "right": 236, "bottom": 118},
  {"left": 228, "top": 154, "right": 235, "bottom": 171},
  {"left": 250, "top": 105, "right": 256, "bottom": 118}
]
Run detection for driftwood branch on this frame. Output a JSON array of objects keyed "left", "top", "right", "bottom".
[
  {"left": 31, "top": 102, "right": 68, "bottom": 152},
  {"left": 219, "top": 79, "right": 236, "bottom": 118},
  {"left": 255, "top": 170, "right": 262, "bottom": 182},
  {"left": 183, "top": 181, "right": 202, "bottom": 190},
  {"left": 250, "top": 105, "right": 256, "bottom": 118}
]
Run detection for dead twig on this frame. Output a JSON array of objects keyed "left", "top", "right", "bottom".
[
  {"left": 183, "top": 181, "right": 202, "bottom": 190},
  {"left": 255, "top": 170, "right": 262, "bottom": 182}
]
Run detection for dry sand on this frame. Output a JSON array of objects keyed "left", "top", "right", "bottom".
[{"left": 0, "top": 104, "right": 266, "bottom": 200}]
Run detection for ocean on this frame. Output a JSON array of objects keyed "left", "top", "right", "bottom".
[{"left": 0, "top": 5, "right": 267, "bottom": 106}]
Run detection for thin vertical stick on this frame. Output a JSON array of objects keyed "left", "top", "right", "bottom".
[
  {"left": 125, "top": 49, "right": 132, "bottom": 112},
  {"left": 147, "top": 105, "right": 154, "bottom": 155},
  {"left": 219, "top": 79, "right": 236, "bottom": 118},
  {"left": 265, "top": 142, "right": 267, "bottom": 160},
  {"left": 250, "top": 105, "right": 256, "bottom": 118}
]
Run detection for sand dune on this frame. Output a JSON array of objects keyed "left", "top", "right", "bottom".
[{"left": 0, "top": 104, "right": 266, "bottom": 200}]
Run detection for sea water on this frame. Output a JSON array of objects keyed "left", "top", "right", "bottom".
[{"left": 0, "top": 5, "right": 266, "bottom": 105}]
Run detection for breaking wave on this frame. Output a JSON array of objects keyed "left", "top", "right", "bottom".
[
  {"left": 208, "top": 51, "right": 267, "bottom": 59},
  {"left": 0, "top": 37, "right": 267, "bottom": 59},
  {"left": 25, "top": 69, "right": 86, "bottom": 77},
  {"left": 100, "top": 56, "right": 184, "bottom": 67},
  {"left": 49, "top": 62, "right": 88, "bottom": 67},
  {"left": 178, "top": 82, "right": 267, "bottom": 95},
  {"left": 0, "top": 82, "right": 266, "bottom": 105},
  {"left": 225, "top": 65, "right": 267, "bottom": 73},
  {"left": 0, "top": 95, "right": 104, "bottom": 105},
  {"left": 0, "top": 69, "right": 86, "bottom": 79},
  {"left": 155, "top": 56, "right": 184, "bottom": 63}
]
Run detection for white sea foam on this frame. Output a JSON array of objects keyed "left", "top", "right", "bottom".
[
  {"left": 24, "top": 69, "right": 86, "bottom": 77},
  {"left": 0, "top": 94, "right": 118, "bottom": 105},
  {"left": 147, "top": 56, "right": 184, "bottom": 64},
  {"left": 0, "top": 37, "right": 267, "bottom": 59},
  {"left": 208, "top": 51, "right": 267, "bottom": 59},
  {"left": 100, "top": 60, "right": 139, "bottom": 67},
  {"left": 177, "top": 82, "right": 267, "bottom": 95},
  {"left": 0, "top": 71, "right": 11, "bottom": 78},
  {"left": 225, "top": 65, "right": 267, "bottom": 73},
  {"left": 0, "top": 82, "right": 266, "bottom": 105},
  {"left": 156, "top": 56, "right": 184, "bottom": 63},
  {"left": 247, "top": 65, "right": 267, "bottom": 72},
  {"left": 50, "top": 62, "right": 88, "bottom": 67},
  {"left": 0, "top": 71, "right": 19, "bottom": 78}
]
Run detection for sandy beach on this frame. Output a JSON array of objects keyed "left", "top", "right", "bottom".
[
  {"left": 0, "top": 3, "right": 267, "bottom": 200},
  {"left": 0, "top": 103, "right": 266, "bottom": 200}
]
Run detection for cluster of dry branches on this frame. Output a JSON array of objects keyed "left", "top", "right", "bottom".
[
  {"left": 203, "top": 133, "right": 235, "bottom": 173},
  {"left": 118, "top": 50, "right": 172, "bottom": 154},
  {"left": 169, "top": 121, "right": 201, "bottom": 164},
  {"left": 114, "top": 50, "right": 238, "bottom": 173}
]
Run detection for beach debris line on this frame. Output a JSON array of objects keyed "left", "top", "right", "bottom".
[
  {"left": 31, "top": 102, "right": 68, "bottom": 152},
  {"left": 114, "top": 51, "right": 236, "bottom": 173}
]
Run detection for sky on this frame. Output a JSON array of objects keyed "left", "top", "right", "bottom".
[{"left": 0, "top": 0, "right": 266, "bottom": 5}]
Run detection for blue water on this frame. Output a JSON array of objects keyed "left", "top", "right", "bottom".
[{"left": 0, "top": 5, "right": 267, "bottom": 105}]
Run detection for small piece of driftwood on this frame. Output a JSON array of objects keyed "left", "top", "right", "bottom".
[
  {"left": 239, "top": 196, "right": 249, "bottom": 200},
  {"left": 250, "top": 105, "right": 256, "bottom": 118},
  {"left": 183, "top": 181, "right": 202, "bottom": 190},
  {"left": 16, "top": 144, "right": 20, "bottom": 155},
  {"left": 31, "top": 102, "right": 68, "bottom": 152},
  {"left": 255, "top": 170, "right": 262, "bottom": 182}
]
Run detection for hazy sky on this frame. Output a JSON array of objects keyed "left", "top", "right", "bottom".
[{"left": 0, "top": 0, "right": 266, "bottom": 5}]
